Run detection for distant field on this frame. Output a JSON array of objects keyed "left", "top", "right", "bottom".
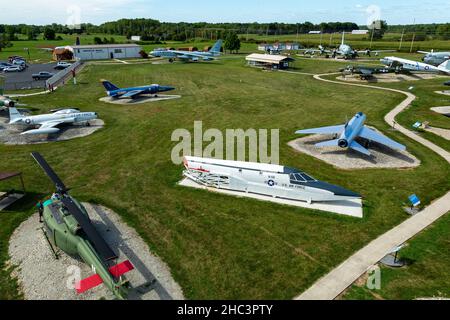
[
  {"left": 0, "top": 57, "right": 449, "bottom": 299},
  {"left": 240, "top": 33, "right": 450, "bottom": 51},
  {"left": 2, "top": 32, "right": 449, "bottom": 64}
]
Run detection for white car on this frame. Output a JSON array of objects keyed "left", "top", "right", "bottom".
[
  {"left": 55, "top": 61, "right": 72, "bottom": 70},
  {"left": 3, "top": 66, "right": 23, "bottom": 72},
  {"left": 12, "top": 59, "right": 26, "bottom": 66}
]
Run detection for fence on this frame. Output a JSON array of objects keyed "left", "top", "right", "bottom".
[
  {"left": 4, "top": 80, "right": 47, "bottom": 91},
  {"left": 46, "top": 60, "right": 83, "bottom": 89}
]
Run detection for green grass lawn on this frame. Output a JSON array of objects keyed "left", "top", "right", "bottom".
[
  {"left": 320, "top": 70, "right": 450, "bottom": 152},
  {"left": 341, "top": 211, "right": 450, "bottom": 300},
  {"left": 0, "top": 57, "right": 449, "bottom": 299}
]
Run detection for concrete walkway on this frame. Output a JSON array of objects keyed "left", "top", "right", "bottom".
[
  {"left": 295, "top": 73, "right": 450, "bottom": 300},
  {"left": 8, "top": 90, "right": 52, "bottom": 98}
]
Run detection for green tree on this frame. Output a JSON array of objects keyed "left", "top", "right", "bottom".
[
  {"left": 436, "top": 24, "right": 450, "bottom": 40},
  {"left": 0, "top": 33, "right": 13, "bottom": 52},
  {"left": 5, "top": 25, "right": 16, "bottom": 41},
  {"left": 93, "top": 37, "right": 103, "bottom": 44},
  {"left": 43, "top": 27, "right": 56, "bottom": 40},
  {"left": 224, "top": 32, "right": 240, "bottom": 54},
  {"left": 26, "top": 28, "right": 37, "bottom": 40}
]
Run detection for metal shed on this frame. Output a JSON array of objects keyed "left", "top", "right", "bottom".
[
  {"left": 246, "top": 53, "right": 295, "bottom": 70},
  {"left": 58, "top": 44, "right": 142, "bottom": 61}
]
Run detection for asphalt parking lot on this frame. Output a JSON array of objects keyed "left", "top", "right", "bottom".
[{"left": 1, "top": 62, "right": 57, "bottom": 91}]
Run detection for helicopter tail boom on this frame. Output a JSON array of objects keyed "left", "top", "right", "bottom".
[{"left": 76, "top": 260, "right": 134, "bottom": 294}]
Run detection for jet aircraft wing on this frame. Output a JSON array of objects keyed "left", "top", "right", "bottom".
[
  {"left": 299, "top": 49, "right": 330, "bottom": 54},
  {"left": 39, "top": 120, "right": 66, "bottom": 129},
  {"left": 21, "top": 120, "right": 66, "bottom": 135},
  {"left": 296, "top": 125, "right": 345, "bottom": 135},
  {"left": 359, "top": 126, "right": 406, "bottom": 151},
  {"left": 120, "top": 90, "right": 144, "bottom": 99},
  {"left": 360, "top": 69, "right": 374, "bottom": 76},
  {"left": 173, "top": 51, "right": 214, "bottom": 60}
]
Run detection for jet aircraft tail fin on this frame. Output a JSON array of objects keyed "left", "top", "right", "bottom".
[
  {"left": 209, "top": 40, "right": 223, "bottom": 54},
  {"left": 101, "top": 80, "right": 119, "bottom": 91},
  {"left": 315, "top": 139, "right": 339, "bottom": 148},
  {"left": 8, "top": 106, "right": 23, "bottom": 122},
  {"left": 438, "top": 60, "right": 450, "bottom": 73},
  {"left": 341, "top": 32, "right": 345, "bottom": 45}
]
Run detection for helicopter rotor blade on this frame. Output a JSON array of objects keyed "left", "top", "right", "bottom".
[
  {"left": 61, "top": 197, "right": 118, "bottom": 263},
  {"left": 31, "top": 152, "right": 67, "bottom": 193}
]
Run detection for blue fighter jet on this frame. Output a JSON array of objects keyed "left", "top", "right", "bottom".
[
  {"left": 296, "top": 112, "right": 406, "bottom": 156},
  {"left": 101, "top": 80, "right": 175, "bottom": 99}
]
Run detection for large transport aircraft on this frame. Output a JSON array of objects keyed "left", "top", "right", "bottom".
[
  {"left": 150, "top": 40, "right": 223, "bottom": 62},
  {"left": 380, "top": 56, "right": 450, "bottom": 75},
  {"left": 183, "top": 156, "right": 361, "bottom": 204},
  {"left": 419, "top": 50, "right": 450, "bottom": 66},
  {"left": 300, "top": 32, "right": 393, "bottom": 59}
]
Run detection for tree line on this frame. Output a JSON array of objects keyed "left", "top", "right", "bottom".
[
  {"left": 0, "top": 20, "right": 362, "bottom": 42},
  {"left": 1, "top": 20, "right": 449, "bottom": 52}
]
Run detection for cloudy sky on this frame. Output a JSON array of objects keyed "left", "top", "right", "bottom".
[{"left": 4, "top": 0, "right": 450, "bottom": 25}]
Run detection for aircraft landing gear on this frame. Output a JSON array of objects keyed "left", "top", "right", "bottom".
[
  {"left": 169, "top": 59, "right": 174, "bottom": 63},
  {"left": 41, "top": 227, "right": 60, "bottom": 260}
]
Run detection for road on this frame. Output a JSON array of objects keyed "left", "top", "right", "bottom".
[{"left": 294, "top": 72, "right": 450, "bottom": 300}]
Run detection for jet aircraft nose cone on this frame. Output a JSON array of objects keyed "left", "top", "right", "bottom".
[
  {"left": 159, "top": 86, "right": 175, "bottom": 92},
  {"left": 308, "top": 181, "right": 361, "bottom": 198}
]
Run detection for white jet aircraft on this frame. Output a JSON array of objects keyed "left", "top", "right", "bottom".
[
  {"left": 8, "top": 107, "right": 98, "bottom": 135},
  {"left": 380, "top": 56, "right": 450, "bottom": 75},
  {"left": 183, "top": 156, "right": 361, "bottom": 204}
]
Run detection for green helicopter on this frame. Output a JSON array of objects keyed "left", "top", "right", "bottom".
[{"left": 32, "top": 152, "right": 134, "bottom": 300}]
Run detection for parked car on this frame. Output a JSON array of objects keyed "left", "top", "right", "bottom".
[
  {"left": 8, "top": 56, "right": 25, "bottom": 63},
  {"left": 3, "top": 65, "right": 24, "bottom": 72},
  {"left": 0, "top": 63, "right": 13, "bottom": 71},
  {"left": 32, "top": 71, "right": 54, "bottom": 80},
  {"left": 445, "top": 81, "right": 450, "bottom": 86},
  {"left": 12, "top": 59, "right": 27, "bottom": 66},
  {"left": 54, "top": 61, "right": 72, "bottom": 70}
]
